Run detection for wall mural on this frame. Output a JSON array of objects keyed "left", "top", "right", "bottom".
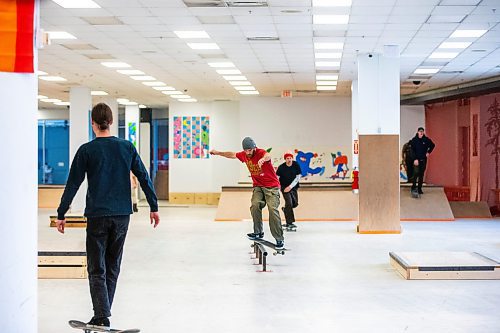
[
  {"left": 128, "top": 122, "right": 137, "bottom": 147},
  {"left": 485, "top": 97, "right": 500, "bottom": 189},
  {"left": 173, "top": 116, "right": 210, "bottom": 159}
]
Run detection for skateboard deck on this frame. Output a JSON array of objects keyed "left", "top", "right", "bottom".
[
  {"left": 410, "top": 189, "right": 420, "bottom": 199},
  {"left": 69, "top": 320, "right": 140, "bottom": 333},
  {"left": 247, "top": 237, "right": 290, "bottom": 255}
]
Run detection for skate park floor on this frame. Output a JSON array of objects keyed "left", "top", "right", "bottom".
[{"left": 38, "top": 204, "right": 500, "bottom": 333}]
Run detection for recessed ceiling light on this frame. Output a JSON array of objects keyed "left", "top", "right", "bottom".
[
  {"left": 37, "top": 95, "right": 48, "bottom": 99},
  {"left": 414, "top": 68, "right": 440, "bottom": 74},
  {"left": 153, "top": 86, "right": 176, "bottom": 91},
  {"left": 142, "top": 81, "right": 166, "bottom": 86},
  {"left": 37, "top": 70, "right": 47, "bottom": 75},
  {"left": 316, "top": 81, "right": 338, "bottom": 86},
  {"left": 316, "top": 61, "right": 341, "bottom": 67},
  {"left": 208, "top": 62, "right": 235, "bottom": 68},
  {"left": 313, "top": 0, "right": 351, "bottom": 6},
  {"left": 162, "top": 91, "right": 183, "bottom": 95},
  {"left": 39, "top": 76, "right": 67, "bottom": 81},
  {"left": 178, "top": 98, "right": 198, "bottom": 102},
  {"left": 229, "top": 81, "right": 252, "bottom": 86},
  {"left": 129, "top": 76, "right": 156, "bottom": 81},
  {"left": 439, "top": 42, "right": 472, "bottom": 49},
  {"left": 315, "top": 52, "right": 342, "bottom": 59},
  {"left": 223, "top": 75, "right": 247, "bottom": 81},
  {"left": 116, "top": 98, "right": 129, "bottom": 103},
  {"left": 51, "top": 0, "right": 100, "bottom": 8},
  {"left": 139, "top": 104, "right": 147, "bottom": 108},
  {"left": 317, "top": 86, "right": 337, "bottom": 91},
  {"left": 40, "top": 98, "right": 61, "bottom": 103},
  {"left": 234, "top": 86, "right": 256, "bottom": 91},
  {"left": 240, "top": 91, "right": 260, "bottom": 95},
  {"left": 313, "top": 15, "right": 349, "bottom": 25},
  {"left": 47, "top": 31, "right": 77, "bottom": 39},
  {"left": 187, "top": 43, "right": 220, "bottom": 50},
  {"left": 91, "top": 90, "right": 108, "bottom": 96},
  {"left": 101, "top": 62, "right": 131, "bottom": 68},
  {"left": 314, "top": 42, "right": 344, "bottom": 50},
  {"left": 54, "top": 101, "right": 71, "bottom": 106},
  {"left": 216, "top": 69, "right": 241, "bottom": 75},
  {"left": 429, "top": 52, "right": 459, "bottom": 59},
  {"left": 116, "top": 69, "right": 144, "bottom": 75},
  {"left": 174, "top": 31, "right": 210, "bottom": 39},
  {"left": 170, "top": 94, "right": 191, "bottom": 99},
  {"left": 450, "top": 29, "right": 487, "bottom": 38},
  {"left": 316, "top": 74, "right": 339, "bottom": 80}
]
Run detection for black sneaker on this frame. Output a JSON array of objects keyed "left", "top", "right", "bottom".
[
  {"left": 87, "top": 316, "right": 110, "bottom": 329},
  {"left": 247, "top": 232, "right": 264, "bottom": 239},
  {"left": 275, "top": 240, "right": 284, "bottom": 249},
  {"left": 418, "top": 189, "right": 424, "bottom": 194},
  {"left": 287, "top": 223, "right": 297, "bottom": 229}
]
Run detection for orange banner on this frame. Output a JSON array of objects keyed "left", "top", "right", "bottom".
[{"left": 0, "top": 0, "right": 35, "bottom": 73}]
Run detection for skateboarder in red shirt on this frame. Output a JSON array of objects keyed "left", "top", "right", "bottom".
[{"left": 210, "top": 137, "right": 284, "bottom": 249}]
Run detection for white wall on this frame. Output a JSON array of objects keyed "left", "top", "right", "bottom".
[
  {"left": 169, "top": 101, "right": 240, "bottom": 192},
  {"left": 401, "top": 105, "right": 425, "bottom": 145}
]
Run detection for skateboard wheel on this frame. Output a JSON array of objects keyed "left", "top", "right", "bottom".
[{"left": 273, "top": 252, "right": 277, "bottom": 256}]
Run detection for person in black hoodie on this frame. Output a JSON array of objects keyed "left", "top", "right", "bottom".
[{"left": 410, "top": 127, "right": 435, "bottom": 194}]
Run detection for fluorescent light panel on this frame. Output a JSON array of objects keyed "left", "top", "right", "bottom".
[
  {"left": 129, "top": 76, "right": 156, "bottom": 81},
  {"left": 91, "top": 90, "right": 108, "bottom": 96},
  {"left": 54, "top": 101, "right": 70, "bottom": 106},
  {"left": 316, "top": 81, "right": 338, "bottom": 86},
  {"left": 142, "top": 81, "right": 166, "bottom": 86},
  {"left": 239, "top": 91, "right": 259, "bottom": 95},
  {"left": 187, "top": 43, "right": 220, "bottom": 50},
  {"left": 139, "top": 104, "right": 147, "bottom": 108},
  {"left": 234, "top": 86, "right": 256, "bottom": 91},
  {"left": 429, "top": 52, "right": 459, "bottom": 59},
  {"left": 450, "top": 29, "right": 487, "bottom": 38},
  {"left": 317, "top": 86, "right": 337, "bottom": 91},
  {"left": 37, "top": 95, "right": 48, "bottom": 99},
  {"left": 223, "top": 75, "right": 247, "bottom": 81},
  {"left": 37, "top": 71, "right": 47, "bottom": 75},
  {"left": 162, "top": 91, "right": 183, "bottom": 95},
  {"left": 116, "top": 98, "right": 129, "bottom": 103},
  {"left": 153, "top": 86, "right": 176, "bottom": 91},
  {"left": 315, "top": 52, "right": 342, "bottom": 59},
  {"left": 170, "top": 94, "right": 191, "bottom": 99},
  {"left": 216, "top": 69, "right": 241, "bottom": 75},
  {"left": 47, "top": 31, "right": 77, "bottom": 39},
  {"left": 313, "top": 0, "right": 351, "bottom": 6},
  {"left": 314, "top": 42, "right": 344, "bottom": 50},
  {"left": 179, "top": 98, "right": 198, "bottom": 102},
  {"left": 40, "top": 98, "right": 61, "bottom": 103},
  {"left": 229, "top": 81, "right": 252, "bottom": 86},
  {"left": 101, "top": 62, "right": 131, "bottom": 68},
  {"left": 51, "top": 0, "right": 100, "bottom": 8},
  {"left": 414, "top": 68, "right": 440, "bottom": 74},
  {"left": 116, "top": 69, "right": 144, "bottom": 75},
  {"left": 174, "top": 31, "right": 210, "bottom": 39},
  {"left": 39, "top": 76, "right": 67, "bottom": 81},
  {"left": 316, "top": 74, "right": 339, "bottom": 80},
  {"left": 316, "top": 61, "right": 341, "bottom": 67},
  {"left": 313, "top": 15, "right": 349, "bottom": 25},
  {"left": 439, "top": 42, "right": 472, "bottom": 49}
]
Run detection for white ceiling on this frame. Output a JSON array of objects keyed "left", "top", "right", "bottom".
[{"left": 38, "top": 0, "right": 500, "bottom": 108}]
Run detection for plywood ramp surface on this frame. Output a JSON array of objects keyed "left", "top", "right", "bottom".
[
  {"left": 390, "top": 251, "right": 500, "bottom": 280},
  {"left": 400, "top": 187, "right": 454, "bottom": 221},
  {"left": 215, "top": 188, "right": 358, "bottom": 221},
  {"left": 449, "top": 201, "right": 492, "bottom": 218}
]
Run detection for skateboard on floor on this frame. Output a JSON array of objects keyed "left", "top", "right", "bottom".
[
  {"left": 247, "top": 236, "right": 290, "bottom": 255},
  {"left": 69, "top": 320, "right": 140, "bottom": 333},
  {"left": 282, "top": 224, "right": 297, "bottom": 232},
  {"left": 410, "top": 188, "right": 420, "bottom": 199}
]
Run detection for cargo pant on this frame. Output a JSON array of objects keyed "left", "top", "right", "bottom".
[{"left": 250, "top": 186, "right": 284, "bottom": 241}]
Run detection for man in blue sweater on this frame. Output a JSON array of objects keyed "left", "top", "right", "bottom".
[{"left": 56, "top": 103, "right": 160, "bottom": 329}]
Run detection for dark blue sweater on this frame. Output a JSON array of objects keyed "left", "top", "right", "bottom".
[{"left": 57, "top": 136, "right": 158, "bottom": 220}]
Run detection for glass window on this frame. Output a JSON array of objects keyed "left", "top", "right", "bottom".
[{"left": 38, "top": 120, "right": 69, "bottom": 185}]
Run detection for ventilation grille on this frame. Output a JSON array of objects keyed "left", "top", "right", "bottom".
[
  {"left": 262, "top": 71, "right": 294, "bottom": 74},
  {"left": 247, "top": 37, "right": 279, "bottom": 41},
  {"left": 184, "top": 0, "right": 267, "bottom": 7}
]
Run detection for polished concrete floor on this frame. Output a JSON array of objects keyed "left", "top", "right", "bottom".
[{"left": 38, "top": 205, "right": 500, "bottom": 333}]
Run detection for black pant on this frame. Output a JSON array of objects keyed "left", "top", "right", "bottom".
[
  {"left": 412, "top": 159, "right": 427, "bottom": 191},
  {"left": 86, "top": 215, "right": 130, "bottom": 318},
  {"left": 281, "top": 187, "right": 299, "bottom": 224},
  {"left": 405, "top": 158, "right": 414, "bottom": 182}
]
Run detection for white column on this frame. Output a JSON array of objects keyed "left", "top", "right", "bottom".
[
  {"left": 102, "top": 97, "right": 118, "bottom": 137},
  {"left": 69, "top": 87, "right": 91, "bottom": 213},
  {"left": 125, "top": 104, "right": 140, "bottom": 148},
  {"left": 351, "top": 79, "right": 359, "bottom": 169}
]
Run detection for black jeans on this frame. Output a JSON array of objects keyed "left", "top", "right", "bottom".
[
  {"left": 281, "top": 187, "right": 299, "bottom": 224},
  {"left": 86, "top": 215, "right": 130, "bottom": 318},
  {"left": 412, "top": 159, "right": 427, "bottom": 191}
]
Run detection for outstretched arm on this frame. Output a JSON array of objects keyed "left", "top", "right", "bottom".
[
  {"left": 210, "top": 149, "right": 237, "bottom": 159},
  {"left": 257, "top": 152, "right": 271, "bottom": 167}
]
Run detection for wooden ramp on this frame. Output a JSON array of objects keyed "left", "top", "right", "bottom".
[
  {"left": 216, "top": 186, "right": 454, "bottom": 222},
  {"left": 449, "top": 201, "right": 492, "bottom": 218},
  {"left": 400, "top": 187, "right": 454, "bottom": 221},
  {"left": 215, "top": 186, "right": 357, "bottom": 221},
  {"left": 38, "top": 251, "right": 87, "bottom": 279},
  {"left": 49, "top": 215, "right": 87, "bottom": 228},
  {"left": 390, "top": 252, "right": 500, "bottom": 280}
]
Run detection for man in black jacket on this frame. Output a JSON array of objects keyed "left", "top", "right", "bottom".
[{"left": 410, "top": 127, "right": 435, "bottom": 194}]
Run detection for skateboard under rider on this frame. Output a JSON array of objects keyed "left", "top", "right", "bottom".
[
  {"left": 247, "top": 236, "right": 290, "bottom": 255},
  {"left": 69, "top": 320, "right": 140, "bottom": 333}
]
